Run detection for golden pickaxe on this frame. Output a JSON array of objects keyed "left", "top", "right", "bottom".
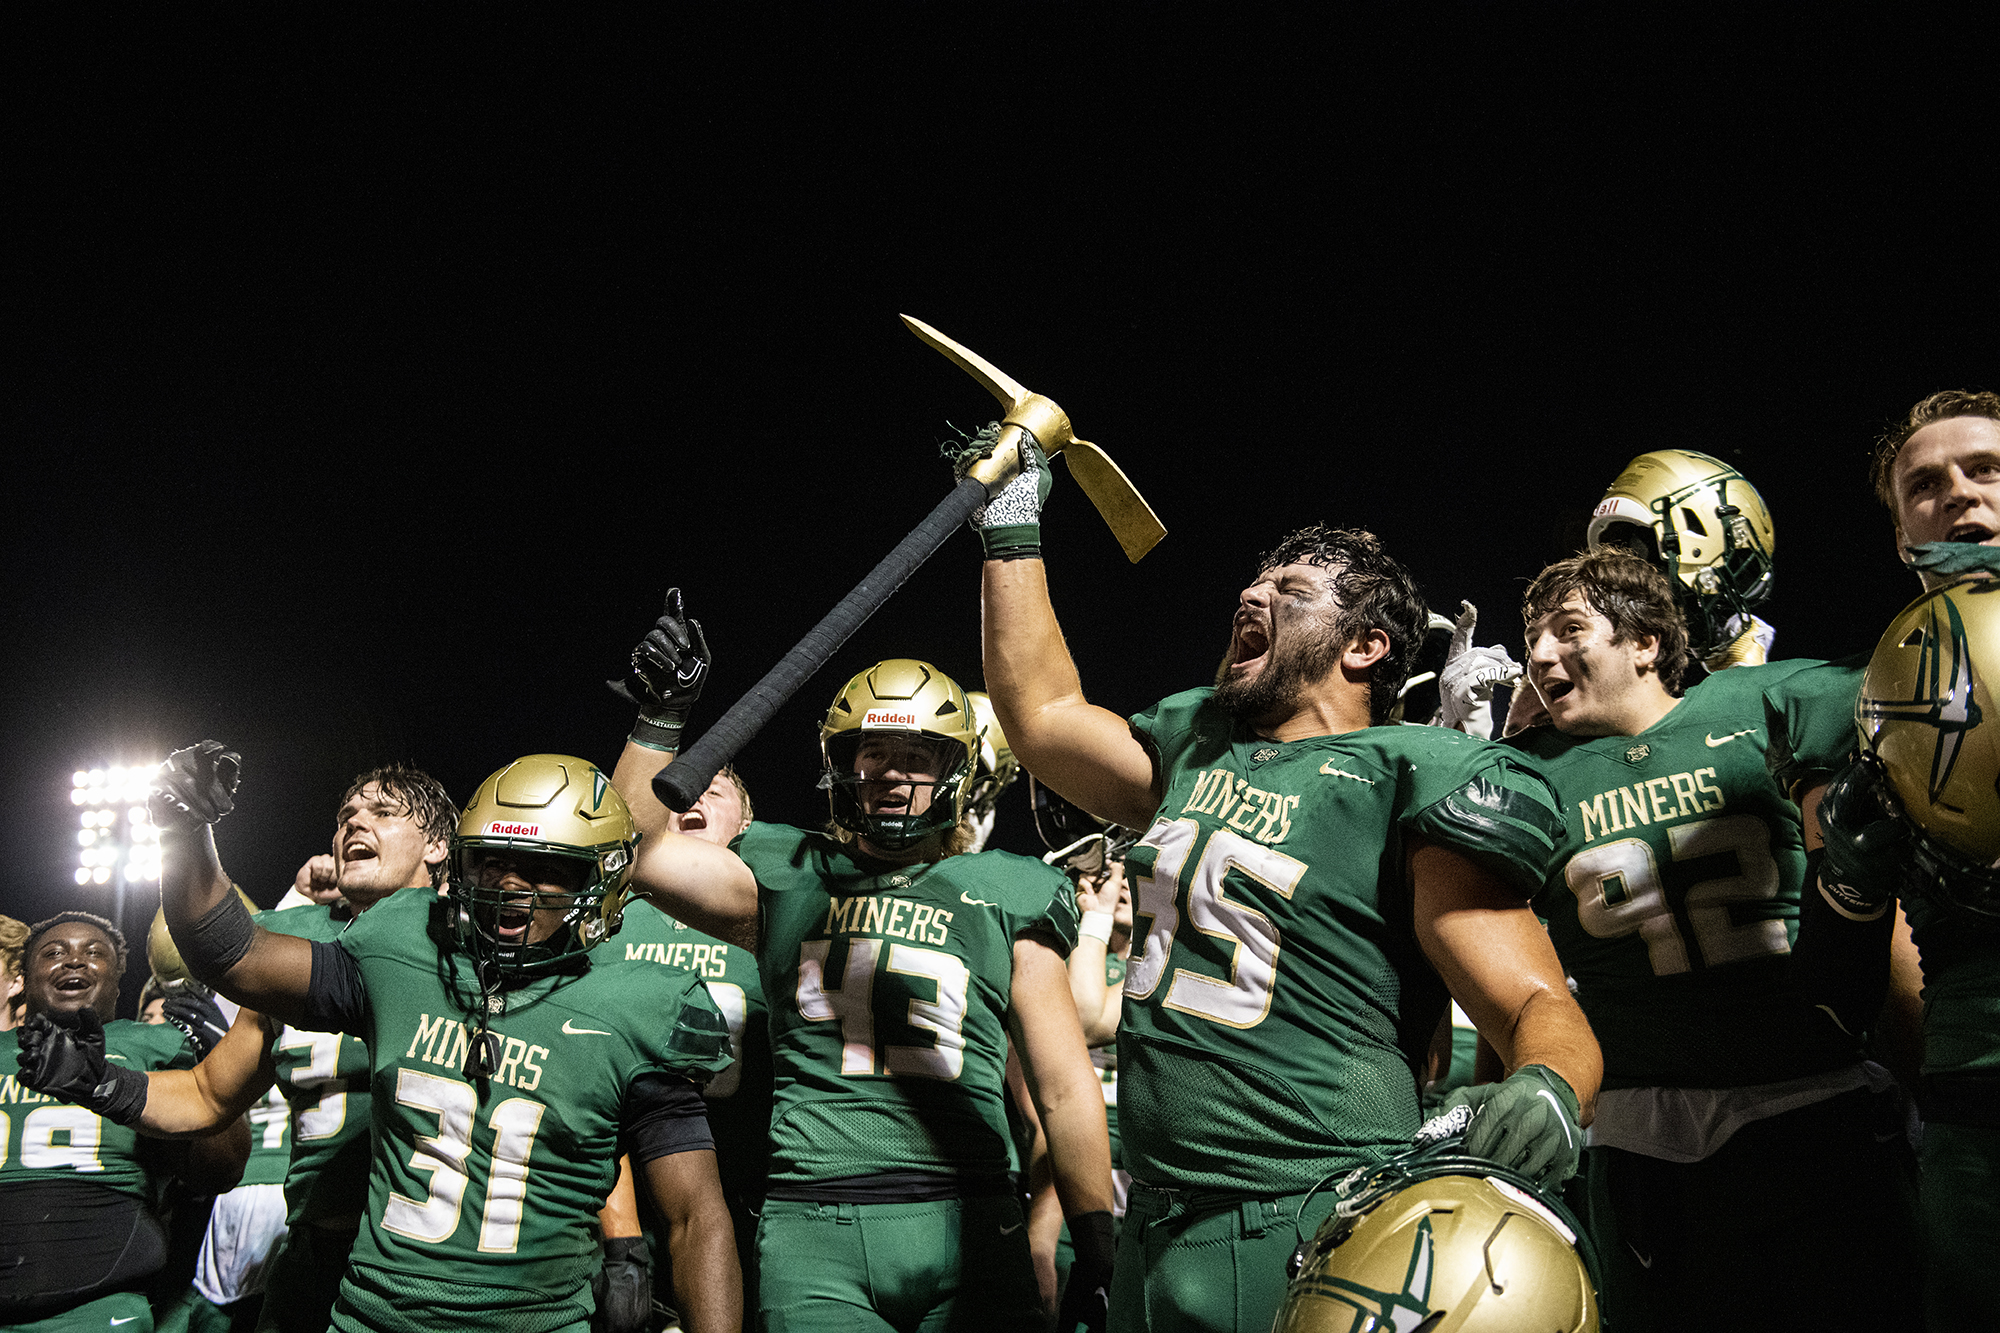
[
  {"left": 901, "top": 314, "right": 1166, "bottom": 563},
  {"left": 656, "top": 315, "right": 1161, "bottom": 811}
]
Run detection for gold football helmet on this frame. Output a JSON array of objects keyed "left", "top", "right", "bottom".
[
  {"left": 964, "top": 691, "right": 1020, "bottom": 823},
  {"left": 447, "top": 754, "right": 638, "bottom": 974},
  {"left": 1587, "top": 449, "right": 1776, "bottom": 658},
  {"left": 1856, "top": 578, "right": 2000, "bottom": 914},
  {"left": 147, "top": 886, "right": 258, "bottom": 986},
  {"left": 820, "top": 660, "right": 980, "bottom": 851},
  {"left": 1276, "top": 1144, "right": 1599, "bottom": 1333}
]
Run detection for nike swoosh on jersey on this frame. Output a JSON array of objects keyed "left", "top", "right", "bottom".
[
  {"left": 961, "top": 891, "right": 999, "bottom": 907},
  {"left": 1318, "top": 760, "right": 1376, "bottom": 784},
  {"left": 1628, "top": 1242, "right": 1654, "bottom": 1269},
  {"left": 998, "top": 1222, "right": 1024, "bottom": 1235},
  {"left": 111, "top": 1320, "right": 141, "bottom": 1327},
  {"left": 1705, "top": 729, "right": 1757, "bottom": 747},
  {"left": 561, "top": 1019, "right": 613, "bottom": 1036}
]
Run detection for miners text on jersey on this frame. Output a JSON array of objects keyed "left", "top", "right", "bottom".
[{"left": 1577, "top": 765, "right": 1726, "bottom": 841}]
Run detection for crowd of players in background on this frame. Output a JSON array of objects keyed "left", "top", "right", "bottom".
[{"left": 2, "top": 387, "right": 1998, "bottom": 1333}]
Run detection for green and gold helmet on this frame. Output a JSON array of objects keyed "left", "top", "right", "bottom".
[
  {"left": 964, "top": 691, "right": 1020, "bottom": 823},
  {"left": 1587, "top": 449, "right": 1776, "bottom": 659},
  {"left": 447, "top": 754, "right": 637, "bottom": 975},
  {"left": 820, "top": 659, "right": 980, "bottom": 852},
  {"left": 1276, "top": 1142, "right": 1599, "bottom": 1333},
  {"left": 1855, "top": 578, "right": 2000, "bottom": 916}
]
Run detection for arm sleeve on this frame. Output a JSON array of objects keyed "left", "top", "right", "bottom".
[
  {"left": 298, "top": 939, "right": 370, "bottom": 1037},
  {"left": 618, "top": 1072, "right": 715, "bottom": 1162},
  {"left": 1405, "top": 754, "right": 1569, "bottom": 899}
]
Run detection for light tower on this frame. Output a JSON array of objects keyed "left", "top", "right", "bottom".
[{"left": 70, "top": 762, "right": 163, "bottom": 934}]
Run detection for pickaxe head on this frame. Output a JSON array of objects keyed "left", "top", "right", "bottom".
[{"left": 902, "top": 314, "right": 1167, "bottom": 562}]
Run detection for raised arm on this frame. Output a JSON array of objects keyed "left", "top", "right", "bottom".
[
  {"left": 981, "top": 556, "right": 1158, "bottom": 830},
  {"left": 1412, "top": 840, "right": 1602, "bottom": 1185}
]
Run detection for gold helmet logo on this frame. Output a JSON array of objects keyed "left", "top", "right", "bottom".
[
  {"left": 448, "top": 754, "right": 639, "bottom": 974},
  {"left": 820, "top": 660, "right": 981, "bottom": 851},
  {"left": 1857, "top": 579, "right": 2000, "bottom": 872},
  {"left": 1588, "top": 449, "right": 1776, "bottom": 657}
]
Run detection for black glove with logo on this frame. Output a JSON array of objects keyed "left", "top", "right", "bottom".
[
  {"left": 1817, "top": 756, "right": 1911, "bottom": 917},
  {"left": 162, "top": 988, "right": 231, "bottom": 1058},
  {"left": 589, "top": 1235, "right": 651, "bottom": 1333},
  {"left": 1055, "top": 1209, "right": 1113, "bottom": 1333},
  {"left": 609, "top": 589, "right": 711, "bottom": 754},
  {"left": 15, "top": 1008, "right": 149, "bottom": 1126},
  {"left": 149, "top": 741, "right": 242, "bottom": 831}
]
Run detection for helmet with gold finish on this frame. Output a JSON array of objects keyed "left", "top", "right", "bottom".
[{"left": 820, "top": 659, "right": 980, "bottom": 852}]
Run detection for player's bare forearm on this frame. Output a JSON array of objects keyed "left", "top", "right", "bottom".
[
  {"left": 181, "top": 1114, "right": 251, "bottom": 1194},
  {"left": 142, "top": 1009, "right": 276, "bottom": 1138},
  {"left": 629, "top": 829, "right": 758, "bottom": 950},
  {"left": 159, "top": 825, "right": 316, "bottom": 1015},
  {"left": 1010, "top": 941, "right": 1115, "bottom": 1220},
  {"left": 611, "top": 739, "right": 677, "bottom": 842},
  {"left": 981, "top": 558, "right": 1159, "bottom": 828},
  {"left": 1005, "top": 1050, "right": 1062, "bottom": 1315},
  {"left": 1411, "top": 841, "right": 1601, "bottom": 1124},
  {"left": 599, "top": 1156, "right": 643, "bottom": 1239},
  {"left": 643, "top": 1150, "right": 743, "bottom": 1333},
  {"left": 1067, "top": 940, "right": 1120, "bottom": 1047}
]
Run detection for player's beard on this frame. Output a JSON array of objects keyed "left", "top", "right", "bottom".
[{"left": 1212, "top": 613, "right": 1348, "bottom": 724}]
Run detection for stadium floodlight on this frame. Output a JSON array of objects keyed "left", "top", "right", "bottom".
[{"left": 69, "top": 758, "right": 163, "bottom": 932}]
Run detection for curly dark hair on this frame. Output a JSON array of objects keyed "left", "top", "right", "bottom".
[
  {"left": 24, "top": 911, "right": 130, "bottom": 977},
  {"left": 337, "top": 764, "right": 459, "bottom": 886},
  {"left": 1253, "top": 525, "right": 1429, "bottom": 726},
  {"left": 1522, "top": 548, "right": 1691, "bottom": 694},
  {"left": 1870, "top": 390, "right": 2000, "bottom": 515}
]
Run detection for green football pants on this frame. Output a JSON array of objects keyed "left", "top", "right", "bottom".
[
  {"left": 6, "top": 1289, "right": 154, "bottom": 1333},
  {"left": 1108, "top": 1185, "right": 1339, "bottom": 1333},
  {"left": 755, "top": 1195, "right": 1043, "bottom": 1332},
  {"left": 1581, "top": 1085, "right": 1919, "bottom": 1332},
  {"left": 252, "top": 1224, "right": 354, "bottom": 1333},
  {"left": 1918, "top": 1120, "right": 2000, "bottom": 1332}
]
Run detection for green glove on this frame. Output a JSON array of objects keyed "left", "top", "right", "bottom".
[
  {"left": 955, "top": 425, "right": 1053, "bottom": 561},
  {"left": 1440, "top": 1064, "right": 1582, "bottom": 1187}
]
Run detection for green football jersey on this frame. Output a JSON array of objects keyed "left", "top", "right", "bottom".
[
  {"left": 333, "top": 886, "right": 732, "bottom": 1300},
  {"left": 260, "top": 901, "right": 374, "bottom": 1224},
  {"left": 741, "top": 822, "right": 1080, "bottom": 1189},
  {"left": 239, "top": 1083, "right": 292, "bottom": 1188},
  {"left": 607, "top": 899, "right": 771, "bottom": 1198},
  {"left": 0, "top": 1021, "right": 195, "bottom": 1203},
  {"left": 1768, "top": 654, "right": 2000, "bottom": 1079},
  {"left": 1762, "top": 653, "right": 1868, "bottom": 796},
  {"left": 1123, "top": 689, "right": 1566, "bottom": 1195},
  {"left": 1511, "top": 661, "right": 1858, "bottom": 1090}
]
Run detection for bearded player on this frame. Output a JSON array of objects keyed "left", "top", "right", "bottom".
[
  {"left": 138, "top": 744, "right": 738, "bottom": 1333},
  {"left": 3, "top": 913, "right": 249, "bottom": 1332},
  {"left": 1506, "top": 547, "right": 1917, "bottom": 1327},
  {"left": 19, "top": 767, "right": 456, "bottom": 1333},
  {"left": 957, "top": 434, "right": 1600, "bottom": 1333},
  {"left": 1776, "top": 389, "right": 2000, "bottom": 1329},
  {"left": 612, "top": 627, "right": 1115, "bottom": 1332}
]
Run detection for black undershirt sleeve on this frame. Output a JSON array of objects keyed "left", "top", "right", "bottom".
[
  {"left": 300, "top": 940, "right": 371, "bottom": 1037},
  {"left": 619, "top": 1073, "right": 714, "bottom": 1163}
]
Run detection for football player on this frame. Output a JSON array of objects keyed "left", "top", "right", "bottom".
[
  {"left": 4, "top": 912, "right": 249, "bottom": 1332},
  {"left": 958, "top": 434, "right": 1600, "bottom": 1333},
  {"left": 1507, "top": 547, "right": 1917, "bottom": 1327},
  {"left": 138, "top": 745, "right": 739, "bottom": 1333},
  {"left": 18, "top": 766, "right": 457, "bottom": 1333},
  {"left": 963, "top": 689, "right": 1021, "bottom": 853},
  {"left": 0, "top": 914, "right": 26, "bottom": 1030},
  {"left": 613, "top": 638, "right": 1116, "bottom": 1332},
  {"left": 1785, "top": 389, "right": 2000, "bottom": 1329}
]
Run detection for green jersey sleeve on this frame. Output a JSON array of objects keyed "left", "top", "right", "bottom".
[{"left": 1763, "top": 653, "right": 1868, "bottom": 795}]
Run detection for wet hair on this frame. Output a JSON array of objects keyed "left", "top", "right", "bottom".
[
  {"left": 1255, "top": 525, "right": 1430, "bottom": 726},
  {"left": 25, "top": 911, "right": 130, "bottom": 976},
  {"left": 1870, "top": 390, "right": 2000, "bottom": 514},
  {"left": 1522, "top": 548, "right": 1691, "bottom": 694},
  {"left": 337, "top": 764, "right": 460, "bottom": 886}
]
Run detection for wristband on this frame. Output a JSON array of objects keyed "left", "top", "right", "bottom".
[
  {"left": 979, "top": 523, "right": 1043, "bottom": 562},
  {"left": 629, "top": 707, "right": 689, "bottom": 754},
  {"left": 179, "top": 888, "right": 258, "bottom": 983},
  {"left": 1077, "top": 911, "right": 1115, "bottom": 946}
]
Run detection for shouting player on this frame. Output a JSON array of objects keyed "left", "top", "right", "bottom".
[
  {"left": 142, "top": 745, "right": 739, "bottom": 1333},
  {"left": 958, "top": 435, "right": 1600, "bottom": 1333}
]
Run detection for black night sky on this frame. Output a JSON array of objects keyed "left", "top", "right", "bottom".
[{"left": 6, "top": 15, "right": 1995, "bottom": 1011}]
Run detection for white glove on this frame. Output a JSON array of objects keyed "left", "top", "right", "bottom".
[{"left": 1437, "top": 602, "right": 1521, "bottom": 740}]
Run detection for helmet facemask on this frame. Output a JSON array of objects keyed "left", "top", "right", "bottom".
[{"left": 448, "top": 840, "right": 630, "bottom": 978}]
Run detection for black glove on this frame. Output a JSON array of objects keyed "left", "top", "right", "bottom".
[
  {"left": 589, "top": 1235, "right": 651, "bottom": 1333},
  {"left": 1817, "top": 756, "right": 1911, "bottom": 917},
  {"left": 608, "top": 589, "right": 711, "bottom": 753},
  {"left": 1055, "top": 1209, "right": 1113, "bottom": 1333},
  {"left": 149, "top": 741, "right": 242, "bottom": 830},
  {"left": 15, "top": 1008, "right": 149, "bottom": 1126},
  {"left": 1439, "top": 1064, "right": 1583, "bottom": 1188},
  {"left": 161, "top": 988, "right": 230, "bottom": 1059}
]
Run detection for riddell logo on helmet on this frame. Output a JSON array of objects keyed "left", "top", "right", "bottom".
[
  {"left": 862, "top": 709, "right": 920, "bottom": 729},
  {"left": 1592, "top": 499, "right": 1621, "bottom": 517},
  {"left": 485, "top": 821, "right": 542, "bottom": 837}
]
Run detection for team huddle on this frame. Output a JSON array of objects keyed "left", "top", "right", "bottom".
[{"left": 4, "top": 387, "right": 1999, "bottom": 1333}]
